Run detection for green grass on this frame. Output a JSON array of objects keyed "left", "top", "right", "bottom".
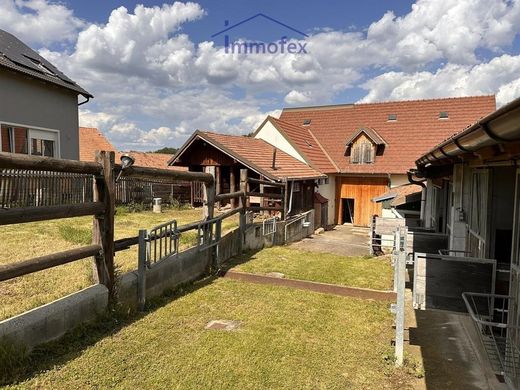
[
  {"left": 228, "top": 246, "right": 393, "bottom": 291},
  {"left": 3, "top": 279, "right": 414, "bottom": 389},
  {"left": 0, "top": 208, "right": 238, "bottom": 321}
]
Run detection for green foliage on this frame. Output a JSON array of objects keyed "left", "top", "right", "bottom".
[
  {"left": 58, "top": 224, "right": 92, "bottom": 245},
  {"left": 151, "top": 147, "right": 178, "bottom": 154}
]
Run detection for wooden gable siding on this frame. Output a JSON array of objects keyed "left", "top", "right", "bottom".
[
  {"left": 176, "top": 140, "right": 235, "bottom": 166},
  {"left": 335, "top": 176, "right": 388, "bottom": 226},
  {"left": 349, "top": 133, "right": 375, "bottom": 164}
]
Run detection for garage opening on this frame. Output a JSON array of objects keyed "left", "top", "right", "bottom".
[{"left": 342, "top": 198, "right": 354, "bottom": 224}]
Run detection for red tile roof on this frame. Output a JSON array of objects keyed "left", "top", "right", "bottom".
[
  {"left": 374, "top": 184, "right": 423, "bottom": 207},
  {"left": 279, "top": 96, "right": 496, "bottom": 174},
  {"left": 79, "top": 127, "right": 183, "bottom": 170},
  {"left": 173, "top": 130, "right": 325, "bottom": 180},
  {"left": 79, "top": 127, "right": 117, "bottom": 161},
  {"left": 267, "top": 117, "right": 338, "bottom": 173}
]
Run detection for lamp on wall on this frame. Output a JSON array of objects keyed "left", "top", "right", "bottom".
[{"left": 116, "top": 153, "right": 135, "bottom": 183}]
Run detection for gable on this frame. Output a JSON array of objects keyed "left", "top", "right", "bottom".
[{"left": 254, "top": 119, "right": 307, "bottom": 163}]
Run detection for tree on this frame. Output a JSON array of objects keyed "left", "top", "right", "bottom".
[{"left": 151, "top": 147, "right": 178, "bottom": 154}]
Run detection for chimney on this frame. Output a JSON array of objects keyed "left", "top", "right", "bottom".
[{"left": 272, "top": 147, "right": 277, "bottom": 170}]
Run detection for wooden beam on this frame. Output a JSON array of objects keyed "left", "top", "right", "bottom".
[
  {"left": 122, "top": 165, "right": 214, "bottom": 184},
  {"left": 247, "top": 177, "right": 284, "bottom": 187},
  {"left": 0, "top": 245, "right": 102, "bottom": 282},
  {"left": 246, "top": 192, "right": 284, "bottom": 199},
  {"left": 0, "top": 202, "right": 105, "bottom": 226},
  {"left": 215, "top": 191, "right": 245, "bottom": 201},
  {"left": 247, "top": 206, "right": 283, "bottom": 212},
  {"left": 0, "top": 151, "right": 102, "bottom": 174}
]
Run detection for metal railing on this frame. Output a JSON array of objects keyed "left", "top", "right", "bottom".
[
  {"left": 463, "top": 292, "right": 520, "bottom": 386},
  {"left": 262, "top": 217, "right": 277, "bottom": 236},
  {"left": 284, "top": 210, "right": 312, "bottom": 242}
]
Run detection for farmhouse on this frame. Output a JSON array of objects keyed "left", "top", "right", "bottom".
[
  {"left": 169, "top": 130, "right": 326, "bottom": 217},
  {"left": 0, "top": 29, "right": 92, "bottom": 160},
  {"left": 253, "top": 96, "right": 496, "bottom": 226},
  {"left": 414, "top": 96, "right": 520, "bottom": 388}
]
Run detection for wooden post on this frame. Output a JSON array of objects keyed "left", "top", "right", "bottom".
[
  {"left": 215, "top": 165, "right": 221, "bottom": 210},
  {"left": 203, "top": 166, "right": 215, "bottom": 220},
  {"left": 230, "top": 167, "right": 236, "bottom": 209},
  {"left": 259, "top": 175, "right": 265, "bottom": 215},
  {"left": 92, "top": 151, "right": 115, "bottom": 297},
  {"left": 239, "top": 169, "right": 248, "bottom": 253}
]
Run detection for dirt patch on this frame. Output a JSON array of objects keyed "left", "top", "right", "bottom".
[{"left": 223, "top": 270, "right": 396, "bottom": 301}]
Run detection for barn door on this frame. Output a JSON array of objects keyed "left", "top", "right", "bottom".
[{"left": 506, "top": 169, "right": 520, "bottom": 388}]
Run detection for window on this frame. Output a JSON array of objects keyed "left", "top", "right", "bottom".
[
  {"left": 292, "top": 182, "right": 301, "bottom": 192},
  {"left": 303, "top": 119, "right": 311, "bottom": 125},
  {"left": 1, "top": 124, "right": 58, "bottom": 157},
  {"left": 351, "top": 140, "right": 374, "bottom": 164},
  {"left": 316, "top": 178, "right": 329, "bottom": 185},
  {"left": 439, "top": 111, "right": 449, "bottom": 119},
  {"left": 387, "top": 114, "right": 397, "bottom": 121}
]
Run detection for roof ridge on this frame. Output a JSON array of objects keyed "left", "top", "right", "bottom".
[{"left": 282, "top": 94, "right": 496, "bottom": 112}]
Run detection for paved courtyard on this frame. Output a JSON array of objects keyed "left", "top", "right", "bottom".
[{"left": 289, "top": 224, "right": 370, "bottom": 257}]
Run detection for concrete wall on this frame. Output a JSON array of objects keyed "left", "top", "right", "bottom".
[
  {"left": 1, "top": 217, "right": 315, "bottom": 352},
  {"left": 0, "top": 71, "right": 80, "bottom": 160},
  {"left": 0, "top": 285, "right": 108, "bottom": 351},
  {"left": 254, "top": 120, "right": 307, "bottom": 163}
]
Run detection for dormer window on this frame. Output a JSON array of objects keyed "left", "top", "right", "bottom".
[
  {"left": 351, "top": 140, "right": 374, "bottom": 164},
  {"left": 439, "top": 111, "right": 449, "bottom": 119},
  {"left": 344, "top": 127, "right": 387, "bottom": 165}
]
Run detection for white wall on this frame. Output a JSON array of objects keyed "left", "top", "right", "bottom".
[
  {"left": 316, "top": 175, "right": 336, "bottom": 225},
  {"left": 254, "top": 120, "right": 307, "bottom": 163}
]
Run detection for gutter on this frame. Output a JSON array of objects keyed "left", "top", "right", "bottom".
[{"left": 416, "top": 96, "right": 520, "bottom": 168}]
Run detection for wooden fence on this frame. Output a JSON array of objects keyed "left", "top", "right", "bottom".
[{"left": 0, "top": 152, "right": 289, "bottom": 302}]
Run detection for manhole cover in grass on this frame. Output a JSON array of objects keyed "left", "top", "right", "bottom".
[
  {"left": 205, "top": 320, "right": 242, "bottom": 331},
  {"left": 266, "top": 272, "right": 285, "bottom": 278}
]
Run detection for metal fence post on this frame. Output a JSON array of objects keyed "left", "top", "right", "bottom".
[
  {"left": 395, "top": 227, "right": 407, "bottom": 366},
  {"left": 137, "top": 229, "right": 148, "bottom": 311}
]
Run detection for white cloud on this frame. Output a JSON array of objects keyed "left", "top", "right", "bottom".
[
  {"left": 0, "top": 0, "right": 85, "bottom": 45},
  {"left": 17, "top": 1, "right": 520, "bottom": 150},
  {"left": 359, "top": 54, "right": 520, "bottom": 106}
]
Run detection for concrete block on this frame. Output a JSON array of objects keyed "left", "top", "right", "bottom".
[{"left": 0, "top": 284, "right": 108, "bottom": 351}]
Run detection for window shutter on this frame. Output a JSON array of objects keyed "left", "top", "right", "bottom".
[{"left": 351, "top": 145, "right": 360, "bottom": 163}]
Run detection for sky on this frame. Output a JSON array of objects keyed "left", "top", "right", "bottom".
[{"left": 1, "top": 0, "right": 520, "bottom": 151}]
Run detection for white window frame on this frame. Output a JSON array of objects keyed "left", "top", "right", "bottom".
[{"left": 0, "top": 121, "right": 60, "bottom": 158}]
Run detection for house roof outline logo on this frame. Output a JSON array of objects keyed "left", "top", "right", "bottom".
[{"left": 211, "top": 13, "right": 309, "bottom": 39}]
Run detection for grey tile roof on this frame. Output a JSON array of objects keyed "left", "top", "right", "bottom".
[{"left": 0, "top": 29, "right": 92, "bottom": 98}]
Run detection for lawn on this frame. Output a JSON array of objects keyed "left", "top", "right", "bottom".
[
  {"left": 0, "top": 207, "right": 238, "bottom": 321},
  {"left": 227, "top": 246, "right": 393, "bottom": 291},
  {"left": 4, "top": 278, "right": 415, "bottom": 389}
]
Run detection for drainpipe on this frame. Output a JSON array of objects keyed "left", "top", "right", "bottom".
[{"left": 287, "top": 181, "right": 294, "bottom": 215}]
